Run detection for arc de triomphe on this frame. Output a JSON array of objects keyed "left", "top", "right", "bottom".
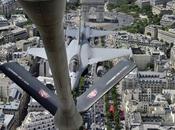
[{"left": 80, "top": 0, "right": 105, "bottom": 22}]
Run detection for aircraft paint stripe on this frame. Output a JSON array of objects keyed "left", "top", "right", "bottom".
[{"left": 106, "top": 65, "right": 128, "bottom": 85}]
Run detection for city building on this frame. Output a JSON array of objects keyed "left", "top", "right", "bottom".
[
  {"left": 27, "top": 98, "right": 45, "bottom": 113},
  {"left": 17, "top": 111, "right": 56, "bottom": 130},
  {"left": 150, "top": 49, "right": 166, "bottom": 62},
  {"left": 15, "top": 36, "right": 39, "bottom": 51},
  {"left": 150, "top": 0, "right": 171, "bottom": 6},
  {"left": 11, "top": 27, "right": 28, "bottom": 41},
  {"left": 166, "top": 1, "right": 175, "bottom": 14},
  {"left": 2, "top": 32, "right": 15, "bottom": 44},
  {"left": 0, "top": 25, "right": 15, "bottom": 34},
  {"left": 67, "top": 0, "right": 78, "bottom": 4},
  {"left": 137, "top": 71, "right": 168, "bottom": 94},
  {"left": 0, "top": 0, "right": 17, "bottom": 18},
  {"left": 158, "top": 29, "right": 175, "bottom": 44},
  {"left": 150, "top": 40, "right": 166, "bottom": 51},
  {"left": 128, "top": 111, "right": 175, "bottom": 130},
  {"left": 0, "top": 100, "right": 20, "bottom": 115},
  {"left": 0, "top": 16, "right": 9, "bottom": 27},
  {"left": 9, "top": 83, "right": 23, "bottom": 100},
  {"left": 11, "top": 14, "right": 28, "bottom": 27},
  {"left": 0, "top": 110, "right": 14, "bottom": 130},
  {"left": 81, "top": 0, "right": 105, "bottom": 22},
  {"left": 131, "top": 48, "right": 151, "bottom": 70},
  {"left": 145, "top": 25, "right": 160, "bottom": 40},
  {"left": 123, "top": 70, "right": 175, "bottom": 129},
  {"left": 25, "top": 24, "right": 40, "bottom": 37},
  {"left": 38, "top": 59, "right": 51, "bottom": 77},
  {"left": 152, "top": 5, "right": 173, "bottom": 15},
  {"left": 137, "top": 72, "right": 168, "bottom": 94},
  {"left": 122, "top": 71, "right": 174, "bottom": 94},
  {"left": 160, "top": 15, "right": 175, "bottom": 27},
  {"left": 154, "top": 58, "right": 169, "bottom": 72},
  {"left": 0, "top": 75, "right": 11, "bottom": 102},
  {"left": 162, "top": 89, "right": 175, "bottom": 104},
  {"left": 170, "top": 45, "right": 175, "bottom": 70},
  {"left": 122, "top": 69, "right": 138, "bottom": 90},
  {"left": 135, "top": 0, "right": 150, "bottom": 8},
  {"left": 138, "top": 88, "right": 152, "bottom": 102}
]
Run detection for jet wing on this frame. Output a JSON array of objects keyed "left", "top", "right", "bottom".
[
  {"left": 0, "top": 62, "right": 59, "bottom": 115},
  {"left": 76, "top": 60, "right": 136, "bottom": 112},
  {"left": 27, "top": 40, "right": 79, "bottom": 64},
  {"left": 65, "top": 28, "right": 79, "bottom": 38},
  {"left": 66, "top": 39, "right": 79, "bottom": 63},
  {"left": 88, "top": 48, "right": 132, "bottom": 64}
]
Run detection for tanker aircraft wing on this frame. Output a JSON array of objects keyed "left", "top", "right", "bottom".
[
  {"left": 0, "top": 62, "right": 59, "bottom": 115},
  {"left": 76, "top": 59, "right": 136, "bottom": 112},
  {"left": 0, "top": 60, "right": 136, "bottom": 114}
]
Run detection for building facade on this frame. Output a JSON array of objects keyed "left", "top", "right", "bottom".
[
  {"left": 150, "top": 0, "right": 171, "bottom": 6},
  {"left": 18, "top": 111, "right": 56, "bottom": 130}
]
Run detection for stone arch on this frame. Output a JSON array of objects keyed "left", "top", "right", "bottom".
[{"left": 80, "top": 0, "right": 105, "bottom": 22}]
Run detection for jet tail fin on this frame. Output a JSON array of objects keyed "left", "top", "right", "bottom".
[
  {"left": 0, "top": 62, "right": 59, "bottom": 115},
  {"left": 76, "top": 60, "right": 136, "bottom": 112}
]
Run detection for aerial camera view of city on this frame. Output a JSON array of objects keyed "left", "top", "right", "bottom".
[{"left": 0, "top": 0, "right": 174, "bottom": 130}]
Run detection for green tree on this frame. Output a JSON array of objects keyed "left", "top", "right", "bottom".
[
  {"left": 141, "top": 5, "right": 152, "bottom": 15},
  {"left": 107, "top": 1, "right": 139, "bottom": 14},
  {"left": 125, "top": 18, "right": 149, "bottom": 34},
  {"left": 111, "top": 87, "right": 121, "bottom": 130}
]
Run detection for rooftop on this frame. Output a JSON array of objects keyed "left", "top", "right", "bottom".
[
  {"left": 0, "top": 16, "right": 7, "bottom": 21},
  {"left": 0, "top": 100, "right": 20, "bottom": 110},
  {"left": 4, "top": 114, "right": 14, "bottom": 127},
  {"left": 131, "top": 48, "right": 145, "bottom": 54}
]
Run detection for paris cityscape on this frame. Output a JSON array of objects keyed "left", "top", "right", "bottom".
[{"left": 0, "top": 0, "right": 175, "bottom": 130}]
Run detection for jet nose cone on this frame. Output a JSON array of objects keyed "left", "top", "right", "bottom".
[{"left": 71, "top": 78, "right": 76, "bottom": 90}]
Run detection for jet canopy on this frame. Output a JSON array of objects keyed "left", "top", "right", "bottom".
[{"left": 69, "top": 55, "right": 79, "bottom": 73}]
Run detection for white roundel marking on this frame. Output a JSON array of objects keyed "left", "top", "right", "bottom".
[
  {"left": 39, "top": 89, "right": 49, "bottom": 98},
  {"left": 87, "top": 89, "right": 97, "bottom": 99}
]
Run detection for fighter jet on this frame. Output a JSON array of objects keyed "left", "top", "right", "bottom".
[
  {"left": 0, "top": 0, "right": 136, "bottom": 130},
  {"left": 27, "top": 25, "right": 132, "bottom": 90}
]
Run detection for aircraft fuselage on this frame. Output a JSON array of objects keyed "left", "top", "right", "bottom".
[{"left": 68, "top": 40, "right": 90, "bottom": 90}]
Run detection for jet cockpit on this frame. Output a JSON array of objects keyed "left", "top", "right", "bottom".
[{"left": 69, "top": 55, "right": 80, "bottom": 73}]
